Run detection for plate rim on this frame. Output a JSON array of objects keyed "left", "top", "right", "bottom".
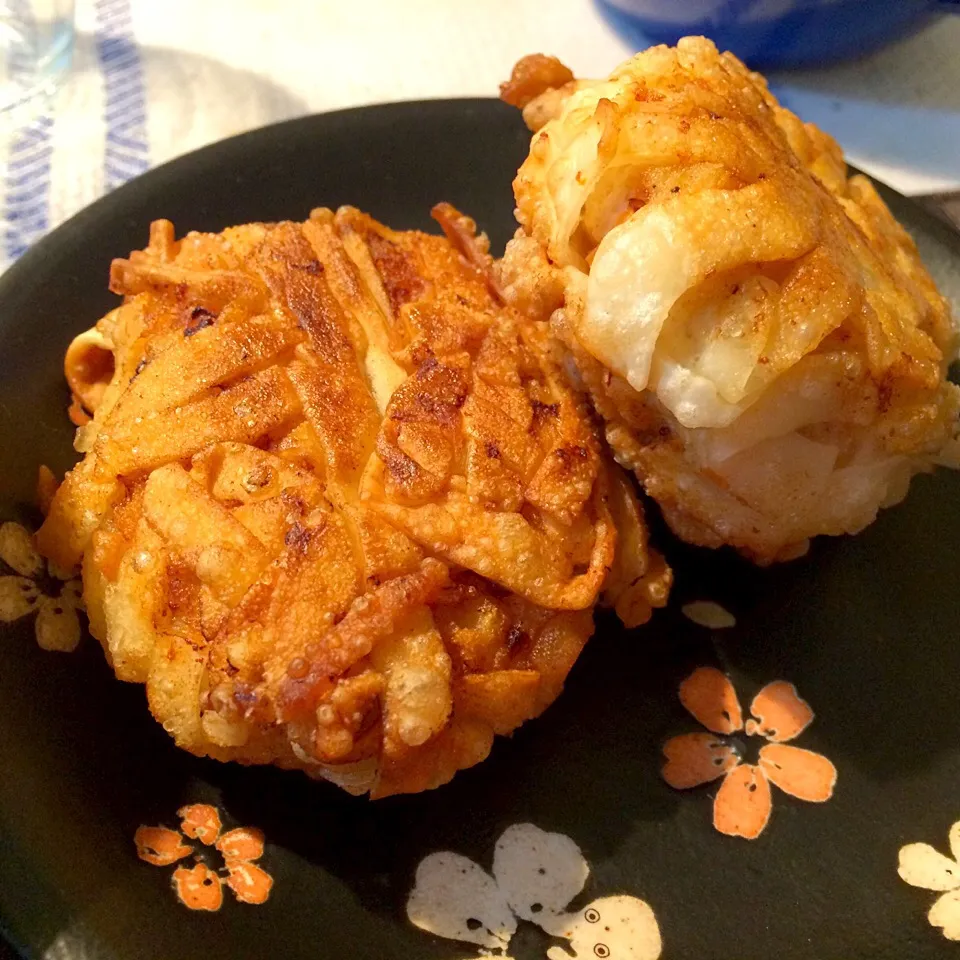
[{"left": 2, "top": 97, "right": 959, "bottom": 307}]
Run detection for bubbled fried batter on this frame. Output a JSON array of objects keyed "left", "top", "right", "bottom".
[{"left": 39, "top": 206, "right": 668, "bottom": 797}]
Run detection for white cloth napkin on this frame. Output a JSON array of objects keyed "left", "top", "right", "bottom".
[{"left": 2, "top": 0, "right": 959, "bottom": 274}]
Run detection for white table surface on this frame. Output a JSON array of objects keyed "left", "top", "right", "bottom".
[{"left": 123, "top": 0, "right": 960, "bottom": 195}]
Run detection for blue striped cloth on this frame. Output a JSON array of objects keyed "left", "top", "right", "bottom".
[
  {"left": 2, "top": 0, "right": 150, "bottom": 270},
  {"left": 96, "top": 0, "right": 149, "bottom": 190}
]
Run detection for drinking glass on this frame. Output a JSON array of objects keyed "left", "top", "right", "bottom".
[{"left": 0, "top": 0, "right": 74, "bottom": 116}]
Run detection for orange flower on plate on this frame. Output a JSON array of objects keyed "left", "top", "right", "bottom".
[
  {"left": 134, "top": 803, "right": 273, "bottom": 910},
  {"left": 661, "top": 667, "right": 837, "bottom": 839}
]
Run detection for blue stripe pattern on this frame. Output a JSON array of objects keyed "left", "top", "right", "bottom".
[
  {"left": 3, "top": 116, "right": 54, "bottom": 261},
  {"left": 95, "top": 0, "right": 149, "bottom": 191},
  {"left": 3, "top": 0, "right": 53, "bottom": 262}
]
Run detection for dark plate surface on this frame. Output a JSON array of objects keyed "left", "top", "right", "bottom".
[{"left": 2, "top": 99, "right": 960, "bottom": 960}]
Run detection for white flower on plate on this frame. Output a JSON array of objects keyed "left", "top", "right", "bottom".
[
  {"left": 680, "top": 600, "right": 736, "bottom": 629},
  {"left": 407, "top": 823, "right": 661, "bottom": 960},
  {"left": 898, "top": 821, "right": 960, "bottom": 941},
  {"left": 0, "top": 521, "right": 83, "bottom": 652}
]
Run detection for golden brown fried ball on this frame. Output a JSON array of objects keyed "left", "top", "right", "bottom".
[
  {"left": 499, "top": 38, "right": 960, "bottom": 563},
  {"left": 38, "top": 206, "right": 668, "bottom": 797}
]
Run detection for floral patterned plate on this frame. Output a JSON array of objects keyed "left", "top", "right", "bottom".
[{"left": 1, "top": 99, "right": 959, "bottom": 960}]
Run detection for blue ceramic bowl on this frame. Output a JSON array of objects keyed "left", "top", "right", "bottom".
[{"left": 597, "top": 0, "right": 959, "bottom": 69}]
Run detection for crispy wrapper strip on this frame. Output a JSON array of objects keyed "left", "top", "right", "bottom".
[
  {"left": 107, "top": 367, "right": 302, "bottom": 477},
  {"left": 363, "top": 457, "right": 615, "bottom": 610},
  {"left": 430, "top": 203, "right": 505, "bottom": 302},
  {"left": 499, "top": 53, "right": 574, "bottom": 109},
  {"left": 105, "top": 314, "right": 303, "bottom": 429},
  {"left": 64, "top": 327, "right": 115, "bottom": 415},
  {"left": 37, "top": 465, "right": 59, "bottom": 517},
  {"left": 277, "top": 557, "right": 450, "bottom": 722},
  {"left": 257, "top": 223, "right": 382, "bottom": 492},
  {"left": 601, "top": 467, "right": 672, "bottom": 627}
]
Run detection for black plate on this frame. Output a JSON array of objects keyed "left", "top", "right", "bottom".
[{"left": 2, "top": 99, "right": 960, "bottom": 960}]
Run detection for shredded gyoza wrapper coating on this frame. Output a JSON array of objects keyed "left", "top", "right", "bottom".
[
  {"left": 38, "top": 206, "right": 668, "bottom": 797},
  {"left": 499, "top": 37, "right": 960, "bottom": 562}
]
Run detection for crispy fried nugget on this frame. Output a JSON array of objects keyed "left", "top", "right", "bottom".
[
  {"left": 39, "top": 206, "right": 668, "bottom": 797},
  {"left": 499, "top": 38, "right": 960, "bottom": 563}
]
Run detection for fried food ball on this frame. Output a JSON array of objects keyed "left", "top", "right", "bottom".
[
  {"left": 499, "top": 38, "right": 960, "bottom": 563},
  {"left": 38, "top": 206, "right": 669, "bottom": 797}
]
